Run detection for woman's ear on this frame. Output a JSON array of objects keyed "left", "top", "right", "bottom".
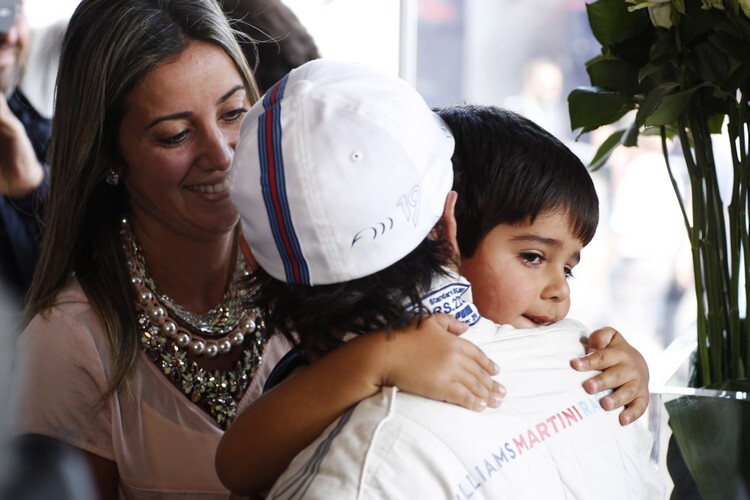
[{"left": 442, "top": 191, "right": 459, "bottom": 258}]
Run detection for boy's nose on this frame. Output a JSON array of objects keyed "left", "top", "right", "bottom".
[{"left": 541, "top": 272, "right": 570, "bottom": 302}]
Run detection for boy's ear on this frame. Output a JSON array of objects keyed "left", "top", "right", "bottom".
[{"left": 443, "top": 191, "right": 459, "bottom": 257}]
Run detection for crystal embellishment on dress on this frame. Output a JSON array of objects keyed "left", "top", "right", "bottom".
[{"left": 121, "top": 219, "right": 268, "bottom": 428}]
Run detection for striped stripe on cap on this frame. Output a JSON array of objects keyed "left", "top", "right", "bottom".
[{"left": 257, "top": 75, "right": 311, "bottom": 285}]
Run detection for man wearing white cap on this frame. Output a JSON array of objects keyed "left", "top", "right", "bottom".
[{"left": 224, "top": 59, "right": 662, "bottom": 499}]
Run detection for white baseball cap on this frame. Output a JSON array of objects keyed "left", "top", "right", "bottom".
[{"left": 231, "top": 59, "right": 455, "bottom": 285}]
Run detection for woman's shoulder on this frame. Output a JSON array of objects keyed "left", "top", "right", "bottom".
[
  {"left": 51, "top": 279, "right": 91, "bottom": 310},
  {"left": 21, "top": 280, "right": 109, "bottom": 358}
]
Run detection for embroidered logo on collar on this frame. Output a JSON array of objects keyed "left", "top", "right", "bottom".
[{"left": 421, "top": 282, "right": 481, "bottom": 325}]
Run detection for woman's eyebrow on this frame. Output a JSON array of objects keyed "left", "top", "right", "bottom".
[
  {"left": 144, "top": 86, "right": 246, "bottom": 130},
  {"left": 217, "top": 85, "right": 246, "bottom": 104},
  {"left": 146, "top": 111, "right": 191, "bottom": 130}
]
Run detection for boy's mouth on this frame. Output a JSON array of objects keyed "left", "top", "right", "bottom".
[{"left": 524, "top": 315, "right": 554, "bottom": 326}]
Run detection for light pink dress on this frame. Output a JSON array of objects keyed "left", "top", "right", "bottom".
[{"left": 9, "top": 281, "right": 290, "bottom": 499}]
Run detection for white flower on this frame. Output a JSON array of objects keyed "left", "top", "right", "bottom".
[
  {"left": 626, "top": 0, "right": 671, "bottom": 9},
  {"left": 626, "top": 0, "right": 673, "bottom": 28},
  {"left": 649, "top": 3, "right": 673, "bottom": 28},
  {"left": 700, "top": 0, "right": 724, "bottom": 9}
]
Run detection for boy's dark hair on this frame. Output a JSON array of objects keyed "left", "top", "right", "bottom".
[
  {"left": 436, "top": 105, "right": 599, "bottom": 258},
  {"left": 250, "top": 233, "right": 455, "bottom": 355}
]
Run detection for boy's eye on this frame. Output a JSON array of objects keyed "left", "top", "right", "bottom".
[
  {"left": 564, "top": 266, "right": 575, "bottom": 279},
  {"left": 520, "top": 252, "right": 543, "bottom": 265}
]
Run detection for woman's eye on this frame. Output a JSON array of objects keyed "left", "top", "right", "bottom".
[
  {"left": 565, "top": 266, "right": 575, "bottom": 279},
  {"left": 159, "top": 130, "right": 189, "bottom": 146},
  {"left": 224, "top": 107, "right": 248, "bottom": 122}
]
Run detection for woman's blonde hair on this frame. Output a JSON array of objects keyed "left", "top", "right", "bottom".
[{"left": 26, "top": 0, "right": 259, "bottom": 395}]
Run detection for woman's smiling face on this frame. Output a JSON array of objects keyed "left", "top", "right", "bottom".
[{"left": 118, "top": 40, "right": 250, "bottom": 241}]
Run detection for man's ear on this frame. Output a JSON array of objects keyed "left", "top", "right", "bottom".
[{"left": 443, "top": 191, "right": 459, "bottom": 257}]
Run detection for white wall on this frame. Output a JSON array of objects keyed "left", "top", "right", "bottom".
[
  {"left": 24, "top": 0, "right": 79, "bottom": 28},
  {"left": 283, "top": 0, "right": 402, "bottom": 78}
]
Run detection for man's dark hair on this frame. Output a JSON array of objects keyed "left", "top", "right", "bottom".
[
  {"left": 250, "top": 232, "right": 455, "bottom": 356},
  {"left": 436, "top": 105, "right": 599, "bottom": 258}
]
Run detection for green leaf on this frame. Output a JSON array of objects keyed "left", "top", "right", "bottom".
[
  {"left": 732, "top": 10, "right": 750, "bottom": 40},
  {"left": 636, "top": 82, "right": 680, "bottom": 126},
  {"left": 586, "top": 55, "right": 641, "bottom": 94},
  {"left": 638, "top": 56, "right": 680, "bottom": 92},
  {"left": 691, "top": 38, "right": 733, "bottom": 88},
  {"left": 622, "top": 119, "right": 642, "bottom": 147},
  {"left": 707, "top": 112, "right": 727, "bottom": 134},
  {"left": 666, "top": 380, "right": 750, "bottom": 500},
  {"left": 587, "top": 0, "right": 632, "bottom": 46},
  {"left": 724, "top": 65, "right": 750, "bottom": 95},
  {"left": 588, "top": 129, "right": 627, "bottom": 171},
  {"left": 568, "top": 86, "right": 635, "bottom": 133},
  {"left": 649, "top": 27, "right": 678, "bottom": 64},
  {"left": 679, "top": 3, "right": 725, "bottom": 45},
  {"left": 644, "top": 87, "right": 706, "bottom": 126},
  {"left": 710, "top": 31, "right": 750, "bottom": 66},
  {"left": 610, "top": 16, "right": 656, "bottom": 66}
]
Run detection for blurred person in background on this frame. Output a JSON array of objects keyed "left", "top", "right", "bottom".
[
  {"left": 607, "top": 135, "right": 690, "bottom": 363},
  {"left": 503, "top": 57, "right": 570, "bottom": 141},
  {"left": 0, "top": 280, "right": 97, "bottom": 500},
  {"left": 220, "top": 0, "right": 320, "bottom": 94},
  {"left": 0, "top": 0, "right": 51, "bottom": 310}
]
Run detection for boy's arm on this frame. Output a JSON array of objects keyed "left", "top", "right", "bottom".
[
  {"left": 570, "top": 327, "right": 649, "bottom": 426},
  {"left": 215, "top": 314, "right": 503, "bottom": 496}
]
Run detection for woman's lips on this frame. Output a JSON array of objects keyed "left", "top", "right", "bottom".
[{"left": 185, "top": 178, "right": 230, "bottom": 194}]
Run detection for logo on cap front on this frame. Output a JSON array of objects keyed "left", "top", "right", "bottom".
[{"left": 397, "top": 186, "right": 421, "bottom": 227}]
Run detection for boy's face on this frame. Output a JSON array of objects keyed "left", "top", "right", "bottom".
[{"left": 460, "top": 210, "right": 583, "bottom": 328}]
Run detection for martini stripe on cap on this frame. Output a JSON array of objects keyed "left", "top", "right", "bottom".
[{"left": 258, "top": 75, "right": 310, "bottom": 284}]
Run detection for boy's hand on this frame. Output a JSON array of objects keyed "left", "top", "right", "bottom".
[
  {"left": 381, "top": 314, "right": 505, "bottom": 412},
  {"left": 570, "top": 327, "right": 649, "bottom": 426}
]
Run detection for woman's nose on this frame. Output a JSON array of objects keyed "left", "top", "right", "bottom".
[{"left": 197, "top": 125, "right": 233, "bottom": 171}]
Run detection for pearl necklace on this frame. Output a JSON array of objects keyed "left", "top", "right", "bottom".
[
  {"left": 121, "top": 219, "right": 268, "bottom": 428},
  {"left": 122, "top": 220, "right": 255, "bottom": 358}
]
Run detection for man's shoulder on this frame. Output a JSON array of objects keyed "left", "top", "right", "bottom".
[{"left": 8, "top": 89, "right": 49, "bottom": 126}]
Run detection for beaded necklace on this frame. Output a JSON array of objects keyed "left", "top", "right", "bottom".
[{"left": 121, "top": 219, "right": 267, "bottom": 429}]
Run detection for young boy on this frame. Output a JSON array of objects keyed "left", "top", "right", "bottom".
[{"left": 220, "top": 59, "right": 662, "bottom": 498}]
